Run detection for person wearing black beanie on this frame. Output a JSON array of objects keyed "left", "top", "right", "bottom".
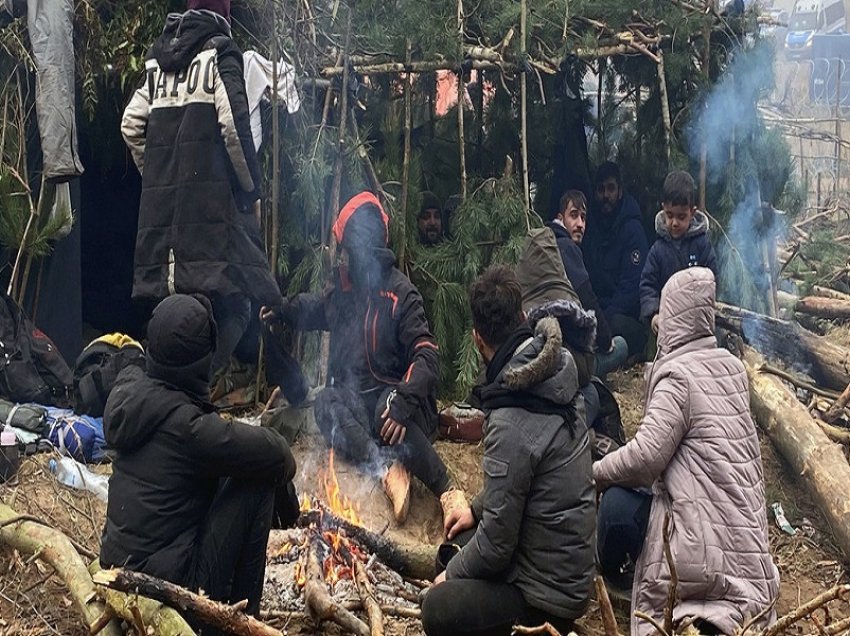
[
  {"left": 417, "top": 191, "right": 444, "bottom": 246},
  {"left": 101, "top": 295, "right": 298, "bottom": 618}
]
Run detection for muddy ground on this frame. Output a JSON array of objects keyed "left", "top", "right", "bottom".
[{"left": 1, "top": 364, "right": 849, "bottom": 635}]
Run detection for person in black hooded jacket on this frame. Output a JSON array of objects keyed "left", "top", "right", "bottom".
[
  {"left": 261, "top": 192, "right": 456, "bottom": 525},
  {"left": 121, "top": 0, "right": 282, "bottom": 379},
  {"left": 100, "top": 294, "right": 296, "bottom": 617}
]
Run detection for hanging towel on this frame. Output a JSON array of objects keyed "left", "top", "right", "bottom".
[{"left": 243, "top": 50, "right": 301, "bottom": 151}]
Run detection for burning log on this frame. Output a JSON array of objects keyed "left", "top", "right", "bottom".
[
  {"left": 353, "top": 557, "right": 384, "bottom": 636},
  {"left": 717, "top": 303, "right": 850, "bottom": 392},
  {"left": 298, "top": 508, "right": 438, "bottom": 580},
  {"left": 744, "top": 350, "right": 850, "bottom": 566},
  {"left": 93, "top": 568, "right": 280, "bottom": 636},
  {"left": 795, "top": 296, "right": 850, "bottom": 321},
  {"left": 304, "top": 536, "right": 371, "bottom": 636}
]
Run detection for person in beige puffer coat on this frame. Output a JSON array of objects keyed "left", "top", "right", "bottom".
[{"left": 593, "top": 267, "right": 779, "bottom": 635}]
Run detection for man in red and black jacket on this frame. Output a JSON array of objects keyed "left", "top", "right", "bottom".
[{"left": 262, "top": 192, "right": 454, "bottom": 524}]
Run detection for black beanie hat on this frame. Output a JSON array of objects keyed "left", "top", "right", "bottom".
[
  {"left": 147, "top": 295, "right": 217, "bottom": 368},
  {"left": 420, "top": 191, "right": 441, "bottom": 213}
]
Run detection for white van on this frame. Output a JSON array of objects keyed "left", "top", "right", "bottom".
[{"left": 785, "top": 0, "right": 847, "bottom": 56}]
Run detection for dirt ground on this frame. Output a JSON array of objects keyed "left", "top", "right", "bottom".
[{"left": 1, "top": 365, "right": 849, "bottom": 635}]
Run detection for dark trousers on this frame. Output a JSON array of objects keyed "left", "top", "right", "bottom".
[
  {"left": 597, "top": 486, "right": 652, "bottom": 588},
  {"left": 186, "top": 478, "right": 277, "bottom": 618},
  {"left": 210, "top": 293, "right": 251, "bottom": 377},
  {"left": 608, "top": 313, "right": 649, "bottom": 361},
  {"left": 314, "top": 384, "right": 450, "bottom": 496}
]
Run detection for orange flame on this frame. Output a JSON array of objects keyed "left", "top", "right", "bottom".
[{"left": 320, "top": 450, "right": 363, "bottom": 526}]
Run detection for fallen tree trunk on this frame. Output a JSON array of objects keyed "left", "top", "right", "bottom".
[
  {"left": 745, "top": 352, "right": 850, "bottom": 565},
  {"left": 718, "top": 303, "right": 850, "bottom": 391},
  {"left": 97, "top": 586, "right": 196, "bottom": 636},
  {"left": 0, "top": 503, "right": 122, "bottom": 636},
  {"left": 94, "top": 569, "right": 278, "bottom": 636},
  {"left": 298, "top": 509, "right": 437, "bottom": 580},
  {"left": 795, "top": 296, "right": 850, "bottom": 321}
]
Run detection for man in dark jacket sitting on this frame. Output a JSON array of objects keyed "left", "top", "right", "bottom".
[
  {"left": 100, "top": 294, "right": 297, "bottom": 617},
  {"left": 583, "top": 161, "right": 649, "bottom": 358},
  {"left": 421, "top": 266, "right": 596, "bottom": 636},
  {"left": 261, "top": 192, "right": 455, "bottom": 525},
  {"left": 549, "top": 190, "right": 628, "bottom": 376}
]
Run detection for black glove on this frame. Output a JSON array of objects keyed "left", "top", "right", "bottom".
[{"left": 273, "top": 481, "right": 300, "bottom": 529}]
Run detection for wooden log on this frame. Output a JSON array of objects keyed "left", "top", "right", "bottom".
[
  {"left": 812, "top": 286, "right": 850, "bottom": 303},
  {"left": 745, "top": 351, "right": 850, "bottom": 566},
  {"left": 823, "top": 380, "right": 850, "bottom": 424},
  {"left": 717, "top": 303, "right": 850, "bottom": 392},
  {"left": 304, "top": 536, "right": 370, "bottom": 636},
  {"left": 98, "top": 587, "right": 196, "bottom": 636},
  {"left": 0, "top": 503, "right": 122, "bottom": 636},
  {"left": 594, "top": 576, "right": 622, "bottom": 636},
  {"left": 93, "top": 569, "right": 278, "bottom": 636},
  {"left": 796, "top": 296, "right": 850, "bottom": 321},
  {"left": 353, "top": 558, "right": 384, "bottom": 636},
  {"left": 299, "top": 509, "right": 438, "bottom": 580}
]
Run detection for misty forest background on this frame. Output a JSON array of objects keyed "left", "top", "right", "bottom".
[{"left": 0, "top": 1, "right": 817, "bottom": 398}]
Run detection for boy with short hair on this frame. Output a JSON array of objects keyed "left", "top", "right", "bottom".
[{"left": 639, "top": 171, "right": 717, "bottom": 333}]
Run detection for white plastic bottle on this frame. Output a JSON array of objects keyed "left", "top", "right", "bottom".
[{"left": 48, "top": 456, "right": 109, "bottom": 503}]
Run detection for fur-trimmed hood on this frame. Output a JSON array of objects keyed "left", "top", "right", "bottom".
[
  {"left": 496, "top": 317, "right": 579, "bottom": 406},
  {"left": 526, "top": 298, "right": 597, "bottom": 353}
]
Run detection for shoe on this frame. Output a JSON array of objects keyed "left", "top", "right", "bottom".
[
  {"left": 383, "top": 462, "right": 411, "bottom": 523},
  {"left": 439, "top": 487, "right": 469, "bottom": 522}
]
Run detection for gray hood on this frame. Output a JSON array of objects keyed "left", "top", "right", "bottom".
[
  {"left": 654, "top": 209, "right": 709, "bottom": 240},
  {"left": 496, "top": 316, "right": 580, "bottom": 407}
]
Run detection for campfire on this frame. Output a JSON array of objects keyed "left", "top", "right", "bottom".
[{"left": 262, "top": 450, "right": 430, "bottom": 635}]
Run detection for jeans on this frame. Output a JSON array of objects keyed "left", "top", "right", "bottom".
[
  {"left": 595, "top": 335, "right": 629, "bottom": 377},
  {"left": 313, "top": 384, "right": 451, "bottom": 496},
  {"left": 607, "top": 314, "right": 648, "bottom": 361},
  {"left": 210, "top": 293, "right": 251, "bottom": 377},
  {"left": 596, "top": 486, "right": 652, "bottom": 589},
  {"left": 186, "top": 478, "right": 277, "bottom": 619}
]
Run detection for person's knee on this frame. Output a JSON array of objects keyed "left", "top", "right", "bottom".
[{"left": 421, "top": 585, "right": 457, "bottom": 636}]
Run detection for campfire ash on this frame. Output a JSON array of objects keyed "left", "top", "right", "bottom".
[{"left": 262, "top": 450, "right": 425, "bottom": 633}]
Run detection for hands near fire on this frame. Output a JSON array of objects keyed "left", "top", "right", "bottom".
[
  {"left": 444, "top": 503, "right": 474, "bottom": 541},
  {"left": 380, "top": 406, "right": 407, "bottom": 446},
  {"left": 651, "top": 314, "right": 660, "bottom": 334},
  {"left": 432, "top": 571, "right": 447, "bottom": 586}
]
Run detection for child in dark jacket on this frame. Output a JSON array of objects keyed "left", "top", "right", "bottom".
[{"left": 639, "top": 171, "right": 717, "bottom": 333}]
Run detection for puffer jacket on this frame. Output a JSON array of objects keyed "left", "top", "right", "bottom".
[
  {"left": 639, "top": 210, "right": 717, "bottom": 321},
  {"left": 593, "top": 267, "right": 779, "bottom": 636},
  {"left": 121, "top": 10, "right": 280, "bottom": 305},
  {"left": 100, "top": 364, "right": 293, "bottom": 584},
  {"left": 448, "top": 317, "right": 596, "bottom": 620}
]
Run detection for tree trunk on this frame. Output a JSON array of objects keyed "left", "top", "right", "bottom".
[
  {"left": 94, "top": 569, "right": 279, "bottom": 636},
  {"left": 717, "top": 303, "right": 850, "bottom": 392},
  {"left": 745, "top": 352, "right": 850, "bottom": 566},
  {"left": 0, "top": 504, "right": 123, "bottom": 636},
  {"left": 298, "top": 509, "right": 438, "bottom": 580},
  {"left": 796, "top": 296, "right": 850, "bottom": 321}
]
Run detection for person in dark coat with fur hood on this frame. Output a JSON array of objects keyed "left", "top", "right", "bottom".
[
  {"left": 100, "top": 294, "right": 297, "bottom": 618},
  {"left": 121, "top": 0, "right": 281, "bottom": 378},
  {"left": 639, "top": 171, "right": 717, "bottom": 333},
  {"left": 261, "top": 192, "right": 459, "bottom": 526},
  {"left": 421, "top": 266, "right": 596, "bottom": 636}
]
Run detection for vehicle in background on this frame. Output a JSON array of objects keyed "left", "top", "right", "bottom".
[
  {"left": 785, "top": 0, "right": 847, "bottom": 58},
  {"left": 761, "top": 7, "right": 790, "bottom": 42}
]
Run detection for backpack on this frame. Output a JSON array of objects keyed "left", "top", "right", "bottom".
[
  {"left": 73, "top": 334, "right": 145, "bottom": 417},
  {"left": 46, "top": 408, "right": 106, "bottom": 463},
  {"left": 589, "top": 378, "right": 626, "bottom": 460},
  {"left": 0, "top": 291, "right": 73, "bottom": 406}
]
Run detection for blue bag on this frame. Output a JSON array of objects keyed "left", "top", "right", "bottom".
[{"left": 47, "top": 408, "right": 106, "bottom": 463}]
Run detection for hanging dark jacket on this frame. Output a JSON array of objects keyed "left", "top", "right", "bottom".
[
  {"left": 547, "top": 221, "right": 614, "bottom": 352},
  {"left": 582, "top": 193, "right": 647, "bottom": 321},
  {"left": 639, "top": 211, "right": 718, "bottom": 321},
  {"left": 121, "top": 10, "right": 280, "bottom": 305},
  {"left": 100, "top": 365, "right": 294, "bottom": 585},
  {"left": 449, "top": 317, "right": 596, "bottom": 620}
]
